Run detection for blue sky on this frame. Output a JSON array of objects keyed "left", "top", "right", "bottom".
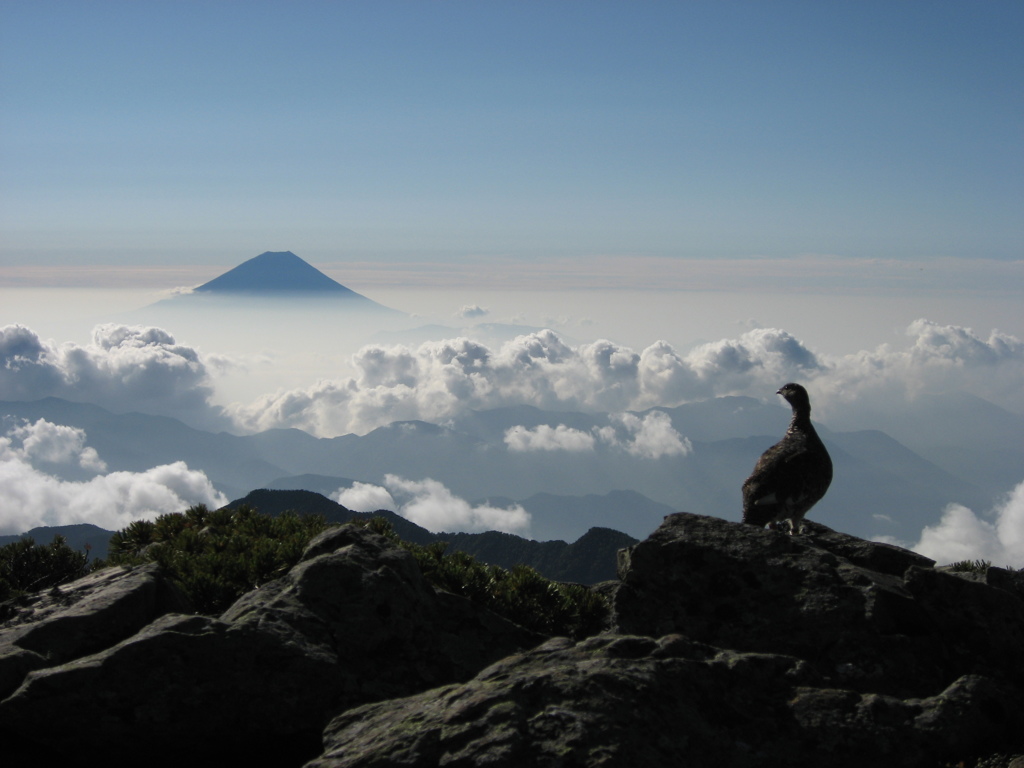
[{"left": 1, "top": 1, "right": 1022, "bottom": 273}]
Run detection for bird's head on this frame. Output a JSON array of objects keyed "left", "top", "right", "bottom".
[{"left": 777, "top": 382, "right": 811, "bottom": 410}]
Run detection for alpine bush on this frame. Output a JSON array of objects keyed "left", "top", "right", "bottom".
[
  {"left": 355, "top": 516, "right": 609, "bottom": 639},
  {"left": 104, "top": 504, "right": 328, "bottom": 614},
  {"left": 0, "top": 535, "right": 90, "bottom": 601},
  {"left": 8, "top": 507, "right": 609, "bottom": 639},
  {"left": 948, "top": 559, "right": 992, "bottom": 574}
]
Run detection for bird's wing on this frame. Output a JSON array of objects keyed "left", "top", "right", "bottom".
[{"left": 742, "top": 440, "right": 816, "bottom": 516}]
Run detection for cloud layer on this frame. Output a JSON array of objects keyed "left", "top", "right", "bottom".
[
  {"left": 4, "top": 319, "right": 1022, "bottom": 442},
  {"left": 0, "top": 418, "right": 227, "bottom": 534},
  {"left": 333, "top": 475, "right": 530, "bottom": 535},
  {"left": 230, "top": 328, "right": 821, "bottom": 436},
  {"left": 230, "top": 320, "right": 1024, "bottom": 437},
  {"left": 812, "top": 319, "right": 1024, "bottom": 418}
]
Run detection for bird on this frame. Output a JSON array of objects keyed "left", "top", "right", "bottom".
[{"left": 742, "top": 383, "right": 832, "bottom": 534}]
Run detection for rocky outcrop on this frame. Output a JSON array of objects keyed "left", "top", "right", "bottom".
[
  {"left": 311, "top": 513, "right": 1024, "bottom": 767},
  {"left": 613, "top": 514, "right": 1024, "bottom": 700},
  {"left": 0, "top": 525, "right": 542, "bottom": 767},
  {"left": 0, "top": 563, "right": 190, "bottom": 699},
  {"left": 1, "top": 513, "right": 1022, "bottom": 767},
  {"left": 311, "top": 635, "right": 1016, "bottom": 767}
]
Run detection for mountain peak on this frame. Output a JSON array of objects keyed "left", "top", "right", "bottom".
[{"left": 195, "top": 251, "right": 362, "bottom": 296}]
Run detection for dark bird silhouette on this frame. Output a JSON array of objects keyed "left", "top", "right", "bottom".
[{"left": 742, "top": 383, "right": 832, "bottom": 534}]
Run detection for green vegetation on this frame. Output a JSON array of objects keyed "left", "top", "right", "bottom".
[
  {"left": 353, "top": 516, "right": 609, "bottom": 639},
  {"left": 103, "top": 504, "right": 328, "bottom": 614},
  {"left": 946, "top": 559, "right": 1020, "bottom": 575},
  {"left": 5, "top": 506, "right": 608, "bottom": 639},
  {"left": 947, "top": 559, "right": 993, "bottom": 574},
  {"left": 0, "top": 535, "right": 90, "bottom": 601}
]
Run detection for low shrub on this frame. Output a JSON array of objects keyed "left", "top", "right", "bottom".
[
  {"left": 355, "top": 516, "right": 609, "bottom": 639},
  {"left": 103, "top": 504, "right": 328, "bottom": 614},
  {"left": 948, "top": 559, "right": 992, "bottom": 574},
  {"left": 0, "top": 535, "right": 90, "bottom": 602},
  {"left": 12, "top": 508, "right": 609, "bottom": 639}
]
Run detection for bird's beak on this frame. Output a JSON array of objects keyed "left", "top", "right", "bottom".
[{"left": 776, "top": 387, "right": 783, "bottom": 395}]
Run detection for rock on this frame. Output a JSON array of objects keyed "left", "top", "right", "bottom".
[
  {"left": 3, "top": 513, "right": 1023, "bottom": 767},
  {"left": 1, "top": 612, "right": 336, "bottom": 766},
  {"left": 306, "top": 513, "right": 1023, "bottom": 766},
  {"left": 612, "top": 513, "right": 1024, "bottom": 698},
  {"left": 309, "top": 634, "right": 1017, "bottom": 767},
  {"left": 224, "top": 525, "right": 545, "bottom": 698},
  {"left": 0, "top": 524, "right": 543, "bottom": 767},
  {"left": 0, "top": 563, "right": 191, "bottom": 699}
]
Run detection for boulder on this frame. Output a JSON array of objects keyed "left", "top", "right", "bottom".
[
  {"left": 613, "top": 513, "right": 1024, "bottom": 698},
  {"left": 3, "top": 513, "right": 1023, "bottom": 767},
  {"left": 309, "top": 633, "right": 1017, "bottom": 767},
  {"left": 0, "top": 524, "right": 543, "bottom": 767},
  {"left": 307, "top": 513, "right": 1024, "bottom": 767},
  {"left": 223, "top": 523, "right": 545, "bottom": 703},
  {"left": 0, "top": 563, "right": 191, "bottom": 699}
]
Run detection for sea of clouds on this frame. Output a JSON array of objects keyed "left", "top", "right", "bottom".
[
  {"left": 2, "top": 319, "right": 1022, "bottom": 564},
  {"left": 225, "top": 320, "right": 1024, "bottom": 437},
  {"left": 4, "top": 319, "right": 1022, "bottom": 438}
]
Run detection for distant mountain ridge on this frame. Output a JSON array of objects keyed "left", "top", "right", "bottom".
[
  {"left": 264, "top": 474, "right": 676, "bottom": 542},
  {"left": 224, "top": 489, "right": 637, "bottom": 584},
  {"left": 0, "top": 524, "right": 113, "bottom": 561},
  {"left": 1, "top": 490, "right": 637, "bottom": 585}
]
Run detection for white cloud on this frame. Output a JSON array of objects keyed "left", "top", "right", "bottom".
[
  {"left": 676, "top": 327, "right": 824, "bottom": 402},
  {"left": 333, "top": 476, "right": 530, "bottom": 535},
  {"left": 602, "top": 411, "right": 693, "bottom": 459},
  {"left": 0, "top": 323, "right": 226, "bottom": 429},
  {"left": 2, "top": 418, "right": 107, "bottom": 472},
  {"left": 220, "top": 326, "right": 818, "bottom": 436},
  {"left": 907, "top": 318, "right": 1023, "bottom": 366},
  {"left": 504, "top": 424, "right": 596, "bottom": 453},
  {"left": 504, "top": 411, "right": 691, "bottom": 459},
  {"left": 0, "top": 420, "right": 227, "bottom": 534},
  {"left": 332, "top": 481, "right": 397, "bottom": 513},
  {"left": 456, "top": 304, "right": 489, "bottom": 319},
  {"left": 12, "top": 319, "right": 1016, "bottom": 441},
  {"left": 815, "top": 319, "right": 1024, "bottom": 417},
  {"left": 910, "top": 480, "right": 1024, "bottom": 568},
  {"left": 229, "top": 330, "right": 650, "bottom": 436},
  {"left": 387, "top": 475, "right": 530, "bottom": 535}
]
